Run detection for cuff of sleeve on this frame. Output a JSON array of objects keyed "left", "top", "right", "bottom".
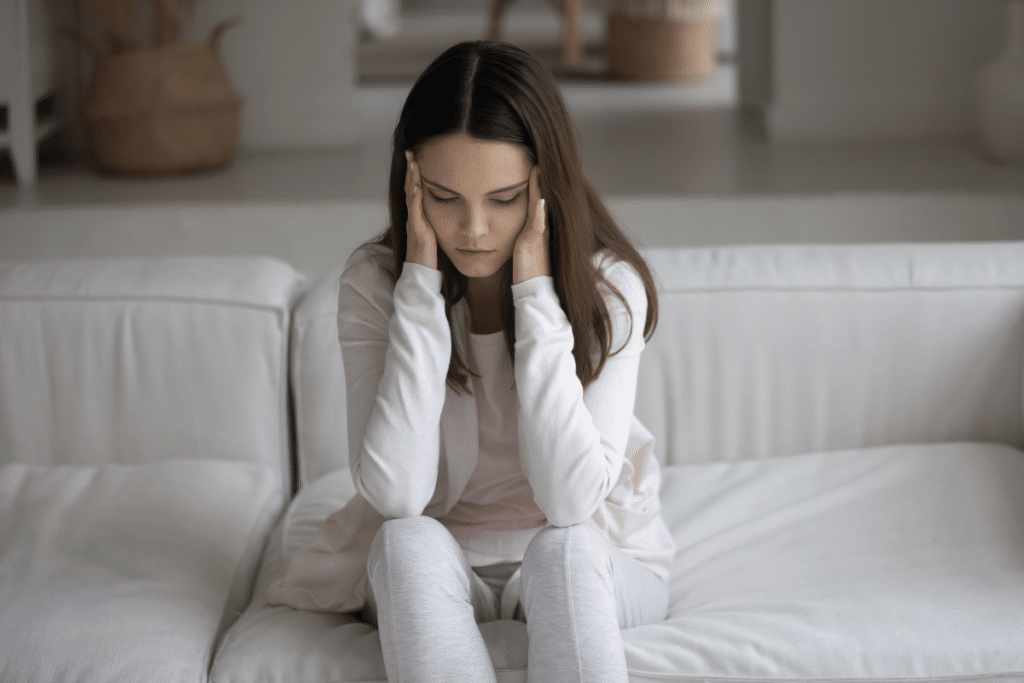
[
  {"left": 400, "top": 261, "right": 444, "bottom": 292},
  {"left": 511, "top": 275, "right": 557, "bottom": 302}
]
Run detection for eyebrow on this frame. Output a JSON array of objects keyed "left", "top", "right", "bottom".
[{"left": 421, "top": 177, "right": 528, "bottom": 196}]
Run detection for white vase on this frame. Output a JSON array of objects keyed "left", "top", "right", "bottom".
[{"left": 973, "top": 1, "right": 1024, "bottom": 164}]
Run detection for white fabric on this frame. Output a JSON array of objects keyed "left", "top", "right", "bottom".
[
  {"left": 0, "top": 257, "right": 304, "bottom": 503},
  {"left": 624, "top": 442, "right": 1024, "bottom": 682},
  {"left": 0, "top": 459, "right": 280, "bottom": 683},
  {"left": 213, "top": 441, "right": 1024, "bottom": 683},
  {"left": 294, "top": 242, "right": 1024, "bottom": 483},
  {"left": 290, "top": 262, "right": 351, "bottom": 487},
  {"left": 210, "top": 467, "right": 528, "bottom": 683},
  {"left": 267, "top": 244, "right": 674, "bottom": 612},
  {"left": 637, "top": 242, "right": 1024, "bottom": 465},
  {"left": 442, "top": 330, "right": 547, "bottom": 567}
]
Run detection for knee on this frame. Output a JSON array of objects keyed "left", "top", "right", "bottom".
[
  {"left": 380, "top": 514, "right": 448, "bottom": 539},
  {"left": 369, "top": 516, "right": 455, "bottom": 566},
  {"left": 522, "top": 524, "right": 612, "bottom": 579}
]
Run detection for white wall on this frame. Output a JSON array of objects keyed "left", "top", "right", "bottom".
[
  {"left": 188, "top": 0, "right": 359, "bottom": 149},
  {"left": 737, "top": 0, "right": 772, "bottom": 111},
  {"left": 55, "top": 0, "right": 360, "bottom": 153},
  {"left": 765, "top": 0, "right": 1008, "bottom": 142}
]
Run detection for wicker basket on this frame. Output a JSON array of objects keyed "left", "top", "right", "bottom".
[
  {"left": 82, "top": 21, "right": 242, "bottom": 175},
  {"left": 606, "top": 0, "right": 721, "bottom": 82}
]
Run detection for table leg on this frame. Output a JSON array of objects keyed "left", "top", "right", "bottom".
[{"left": 560, "top": 0, "right": 583, "bottom": 67}]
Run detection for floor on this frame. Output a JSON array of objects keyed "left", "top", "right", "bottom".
[
  {"left": 359, "top": 0, "right": 617, "bottom": 84},
  {"left": 5, "top": 106, "right": 1024, "bottom": 208}
]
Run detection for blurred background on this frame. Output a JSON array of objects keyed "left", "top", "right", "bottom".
[{"left": 2, "top": 0, "right": 1023, "bottom": 278}]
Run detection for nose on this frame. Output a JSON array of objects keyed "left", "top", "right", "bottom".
[{"left": 461, "top": 204, "right": 488, "bottom": 240}]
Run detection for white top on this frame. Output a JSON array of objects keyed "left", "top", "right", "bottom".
[
  {"left": 441, "top": 330, "right": 547, "bottom": 565},
  {"left": 267, "top": 244, "right": 675, "bottom": 614}
]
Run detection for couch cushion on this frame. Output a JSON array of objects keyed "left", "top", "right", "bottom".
[
  {"left": 629, "top": 441, "right": 1024, "bottom": 682},
  {"left": 210, "top": 441, "right": 1024, "bottom": 683},
  {"left": 0, "top": 257, "right": 304, "bottom": 501},
  {"left": 290, "top": 264, "right": 349, "bottom": 487},
  {"left": 638, "top": 242, "right": 1024, "bottom": 465},
  {"left": 294, "top": 245, "right": 1024, "bottom": 482},
  {"left": 0, "top": 459, "right": 281, "bottom": 683}
]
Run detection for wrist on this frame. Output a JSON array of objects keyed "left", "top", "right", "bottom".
[
  {"left": 512, "top": 251, "right": 549, "bottom": 284},
  {"left": 406, "top": 241, "right": 438, "bottom": 270}
]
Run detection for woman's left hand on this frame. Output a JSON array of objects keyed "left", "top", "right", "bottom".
[{"left": 512, "top": 165, "right": 551, "bottom": 285}]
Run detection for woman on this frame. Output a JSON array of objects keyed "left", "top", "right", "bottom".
[{"left": 269, "top": 40, "right": 675, "bottom": 682}]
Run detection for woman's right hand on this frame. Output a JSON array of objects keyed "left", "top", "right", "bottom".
[{"left": 404, "top": 150, "right": 438, "bottom": 270}]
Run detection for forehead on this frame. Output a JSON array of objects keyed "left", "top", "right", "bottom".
[{"left": 416, "top": 133, "right": 532, "bottom": 192}]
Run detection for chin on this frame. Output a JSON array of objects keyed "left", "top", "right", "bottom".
[
  {"left": 448, "top": 251, "right": 509, "bottom": 280},
  {"left": 455, "top": 264, "right": 502, "bottom": 279}
]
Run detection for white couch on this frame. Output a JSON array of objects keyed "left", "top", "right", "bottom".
[{"left": 2, "top": 242, "right": 1023, "bottom": 683}]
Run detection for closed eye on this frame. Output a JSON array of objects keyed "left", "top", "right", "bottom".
[
  {"left": 428, "top": 192, "right": 458, "bottom": 204},
  {"left": 493, "top": 193, "right": 523, "bottom": 206}
]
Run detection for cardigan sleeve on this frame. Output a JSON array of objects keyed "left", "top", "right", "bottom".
[
  {"left": 511, "top": 254, "right": 648, "bottom": 527},
  {"left": 337, "top": 247, "right": 450, "bottom": 519}
]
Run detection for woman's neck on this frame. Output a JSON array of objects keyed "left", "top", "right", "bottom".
[{"left": 466, "top": 269, "right": 505, "bottom": 334}]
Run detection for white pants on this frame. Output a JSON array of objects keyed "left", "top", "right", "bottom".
[{"left": 361, "top": 516, "right": 669, "bottom": 682}]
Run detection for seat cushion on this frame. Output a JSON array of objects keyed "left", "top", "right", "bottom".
[
  {"left": 628, "top": 441, "right": 1024, "bottom": 682},
  {"left": 211, "top": 442, "right": 1024, "bottom": 683},
  {"left": 0, "top": 459, "right": 281, "bottom": 683}
]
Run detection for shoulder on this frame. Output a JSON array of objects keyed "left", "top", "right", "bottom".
[
  {"left": 343, "top": 242, "right": 396, "bottom": 281},
  {"left": 339, "top": 243, "right": 397, "bottom": 296},
  {"left": 337, "top": 243, "right": 400, "bottom": 324}
]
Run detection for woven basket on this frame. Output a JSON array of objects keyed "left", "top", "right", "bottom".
[
  {"left": 83, "top": 21, "right": 242, "bottom": 175},
  {"left": 606, "top": 0, "right": 721, "bottom": 82}
]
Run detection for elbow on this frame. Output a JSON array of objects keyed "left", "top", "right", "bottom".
[
  {"left": 368, "top": 488, "right": 431, "bottom": 520},
  {"left": 545, "top": 508, "right": 589, "bottom": 528},
  {"left": 545, "top": 505, "right": 598, "bottom": 528},
  {"left": 353, "top": 470, "right": 432, "bottom": 520},
  {"left": 380, "top": 503, "right": 426, "bottom": 520},
  {"left": 537, "top": 484, "right": 608, "bottom": 529},
  {"left": 378, "top": 494, "right": 429, "bottom": 520}
]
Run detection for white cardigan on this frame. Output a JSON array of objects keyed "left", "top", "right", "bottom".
[{"left": 268, "top": 243, "right": 675, "bottom": 613}]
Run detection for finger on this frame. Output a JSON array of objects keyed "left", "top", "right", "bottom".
[
  {"left": 529, "top": 166, "right": 545, "bottom": 234},
  {"left": 405, "top": 157, "right": 427, "bottom": 229},
  {"left": 404, "top": 150, "right": 414, "bottom": 197},
  {"left": 523, "top": 165, "right": 536, "bottom": 229},
  {"left": 404, "top": 151, "right": 417, "bottom": 205}
]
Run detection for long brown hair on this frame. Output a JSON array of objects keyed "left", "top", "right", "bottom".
[{"left": 372, "top": 40, "right": 658, "bottom": 393}]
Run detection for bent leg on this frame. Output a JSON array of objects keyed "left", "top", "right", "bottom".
[
  {"left": 366, "top": 516, "right": 499, "bottom": 683},
  {"left": 519, "top": 524, "right": 669, "bottom": 683}
]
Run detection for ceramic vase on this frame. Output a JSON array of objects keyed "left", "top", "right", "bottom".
[{"left": 973, "top": 1, "right": 1024, "bottom": 164}]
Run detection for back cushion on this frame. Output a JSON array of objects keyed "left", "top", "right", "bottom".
[
  {"left": 291, "top": 243, "right": 1024, "bottom": 482},
  {"left": 290, "top": 264, "right": 349, "bottom": 487},
  {"left": 0, "top": 257, "right": 304, "bottom": 494},
  {"left": 637, "top": 243, "right": 1024, "bottom": 465}
]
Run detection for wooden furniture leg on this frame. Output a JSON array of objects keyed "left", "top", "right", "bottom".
[{"left": 560, "top": 0, "right": 583, "bottom": 66}]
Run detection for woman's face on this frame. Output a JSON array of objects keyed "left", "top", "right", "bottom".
[{"left": 413, "top": 132, "right": 534, "bottom": 280}]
